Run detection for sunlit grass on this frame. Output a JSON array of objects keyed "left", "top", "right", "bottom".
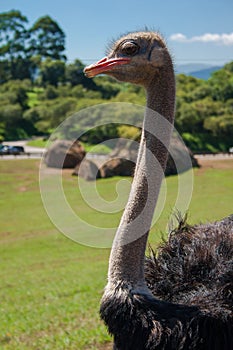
[{"left": 0, "top": 159, "right": 232, "bottom": 349}]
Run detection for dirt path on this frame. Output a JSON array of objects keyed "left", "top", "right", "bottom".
[{"left": 195, "top": 154, "right": 233, "bottom": 170}]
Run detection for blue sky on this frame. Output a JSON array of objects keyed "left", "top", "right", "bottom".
[{"left": 2, "top": 0, "right": 233, "bottom": 66}]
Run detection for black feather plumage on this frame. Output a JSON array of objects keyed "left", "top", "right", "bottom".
[{"left": 100, "top": 216, "right": 233, "bottom": 350}]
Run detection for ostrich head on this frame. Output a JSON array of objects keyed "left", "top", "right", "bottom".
[{"left": 84, "top": 31, "right": 170, "bottom": 87}]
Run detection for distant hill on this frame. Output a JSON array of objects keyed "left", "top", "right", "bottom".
[
  {"left": 176, "top": 63, "right": 223, "bottom": 80},
  {"left": 189, "top": 66, "right": 222, "bottom": 80}
]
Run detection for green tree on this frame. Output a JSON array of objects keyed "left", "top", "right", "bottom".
[
  {"left": 65, "top": 59, "right": 97, "bottom": 90},
  {"left": 93, "top": 76, "right": 122, "bottom": 99},
  {"left": 29, "top": 15, "right": 66, "bottom": 60},
  {"left": 38, "top": 58, "right": 65, "bottom": 87},
  {"left": 0, "top": 10, "right": 28, "bottom": 59},
  {"left": 0, "top": 80, "right": 35, "bottom": 139},
  {"left": 0, "top": 10, "right": 31, "bottom": 80},
  {"left": 204, "top": 114, "right": 233, "bottom": 137},
  {"left": 209, "top": 66, "right": 233, "bottom": 101},
  {"left": 65, "top": 59, "right": 85, "bottom": 86},
  {"left": 0, "top": 60, "right": 10, "bottom": 83}
]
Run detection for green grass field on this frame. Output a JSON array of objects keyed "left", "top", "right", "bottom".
[{"left": 0, "top": 159, "right": 232, "bottom": 349}]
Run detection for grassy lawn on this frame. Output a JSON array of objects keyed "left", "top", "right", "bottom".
[
  {"left": 0, "top": 158, "right": 232, "bottom": 349},
  {"left": 27, "top": 138, "right": 48, "bottom": 149},
  {"left": 27, "top": 87, "right": 44, "bottom": 108}
]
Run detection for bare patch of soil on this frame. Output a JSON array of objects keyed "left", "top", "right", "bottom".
[
  {"left": 195, "top": 156, "right": 233, "bottom": 170},
  {"left": 95, "top": 343, "right": 113, "bottom": 350}
]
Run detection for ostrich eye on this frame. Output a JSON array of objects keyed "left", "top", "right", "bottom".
[{"left": 120, "top": 41, "right": 139, "bottom": 56}]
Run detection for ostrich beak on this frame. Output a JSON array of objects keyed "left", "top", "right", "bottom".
[{"left": 84, "top": 56, "right": 131, "bottom": 77}]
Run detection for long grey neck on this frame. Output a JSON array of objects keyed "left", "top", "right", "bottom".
[{"left": 108, "top": 64, "right": 175, "bottom": 288}]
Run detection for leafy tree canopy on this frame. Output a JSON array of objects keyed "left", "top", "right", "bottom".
[
  {"left": 29, "top": 15, "right": 66, "bottom": 60},
  {"left": 0, "top": 10, "right": 28, "bottom": 60}
]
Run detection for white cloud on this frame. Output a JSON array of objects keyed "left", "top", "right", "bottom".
[
  {"left": 169, "top": 33, "right": 187, "bottom": 42},
  {"left": 170, "top": 32, "right": 233, "bottom": 46}
]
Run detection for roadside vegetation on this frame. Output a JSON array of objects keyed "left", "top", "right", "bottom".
[{"left": 0, "top": 10, "right": 233, "bottom": 153}]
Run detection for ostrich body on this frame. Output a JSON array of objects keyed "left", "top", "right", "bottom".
[{"left": 84, "top": 32, "right": 233, "bottom": 350}]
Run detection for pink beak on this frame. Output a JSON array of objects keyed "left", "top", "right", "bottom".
[{"left": 84, "top": 56, "right": 131, "bottom": 77}]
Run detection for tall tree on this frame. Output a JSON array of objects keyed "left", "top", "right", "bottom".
[
  {"left": 0, "top": 10, "right": 28, "bottom": 60},
  {"left": 0, "top": 10, "right": 30, "bottom": 80},
  {"left": 29, "top": 16, "right": 66, "bottom": 60}
]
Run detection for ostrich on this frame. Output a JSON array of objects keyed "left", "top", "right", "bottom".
[{"left": 84, "top": 31, "right": 233, "bottom": 350}]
